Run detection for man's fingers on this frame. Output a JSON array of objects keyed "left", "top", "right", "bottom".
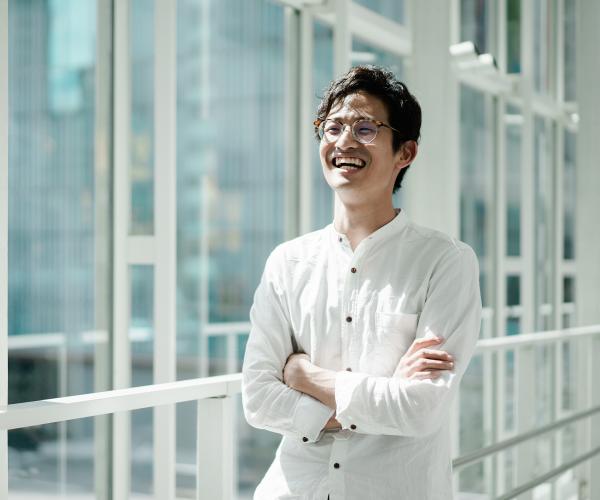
[
  {"left": 413, "top": 358, "right": 454, "bottom": 372},
  {"left": 417, "top": 349, "right": 454, "bottom": 361},
  {"left": 406, "top": 336, "right": 444, "bottom": 357}
]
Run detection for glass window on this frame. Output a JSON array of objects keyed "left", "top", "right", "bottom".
[
  {"left": 561, "top": 342, "right": 574, "bottom": 411},
  {"left": 507, "top": 0, "right": 521, "bottom": 73},
  {"left": 533, "top": 345, "right": 556, "bottom": 426},
  {"left": 132, "top": 408, "right": 153, "bottom": 497},
  {"left": 131, "top": 265, "right": 154, "bottom": 387},
  {"left": 461, "top": 0, "right": 490, "bottom": 54},
  {"left": 459, "top": 354, "right": 485, "bottom": 493},
  {"left": 8, "top": 0, "right": 108, "bottom": 401},
  {"left": 563, "top": 130, "right": 576, "bottom": 260},
  {"left": 505, "top": 105, "right": 522, "bottom": 256},
  {"left": 175, "top": 1, "right": 287, "bottom": 496},
  {"left": 7, "top": 1, "right": 111, "bottom": 496},
  {"left": 534, "top": 116, "right": 553, "bottom": 330},
  {"left": 506, "top": 316, "right": 520, "bottom": 336},
  {"left": 176, "top": 0, "right": 285, "bottom": 368},
  {"left": 506, "top": 275, "right": 520, "bottom": 306},
  {"left": 352, "top": 38, "right": 404, "bottom": 78},
  {"left": 353, "top": 0, "right": 405, "bottom": 24},
  {"left": 460, "top": 85, "right": 495, "bottom": 309},
  {"left": 533, "top": 0, "right": 554, "bottom": 95},
  {"left": 562, "top": 276, "right": 574, "bottom": 303},
  {"left": 9, "top": 417, "right": 100, "bottom": 497},
  {"left": 504, "top": 350, "right": 516, "bottom": 431},
  {"left": 563, "top": 0, "right": 576, "bottom": 101},
  {"left": 130, "top": 0, "right": 155, "bottom": 235}
]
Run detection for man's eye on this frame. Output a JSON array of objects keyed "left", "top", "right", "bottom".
[{"left": 325, "top": 126, "right": 341, "bottom": 134}]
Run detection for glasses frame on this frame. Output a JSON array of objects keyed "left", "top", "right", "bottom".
[{"left": 313, "top": 118, "right": 401, "bottom": 144}]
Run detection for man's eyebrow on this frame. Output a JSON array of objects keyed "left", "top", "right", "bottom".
[{"left": 326, "top": 114, "right": 373, "bottom": 121}]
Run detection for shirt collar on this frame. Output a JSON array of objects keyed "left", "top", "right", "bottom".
[{"left": 328, "top": 209, "right": 409, "bottom": 251}]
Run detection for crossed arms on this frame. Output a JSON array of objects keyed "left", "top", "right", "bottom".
[
  {"left": 242, "top": 245, "right": 482, "bottom": 441},
  {"left": 282, "top": 337, "right": 455, "bottom": 431}
]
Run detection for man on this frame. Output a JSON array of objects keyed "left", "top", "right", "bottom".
[{"left": 242, "top": 66, "right": 481, "bottom": 500}]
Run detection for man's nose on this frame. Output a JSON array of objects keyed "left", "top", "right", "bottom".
[{"left": 335, "top": 124, "right": 358, "bottom": 149}]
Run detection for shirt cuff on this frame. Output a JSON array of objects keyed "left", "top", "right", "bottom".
[
  {"left": 292, "top": 393, "right": 335, "bottom": 443},
  {"left": 334, "top": 370, "right": 370, "bottom": 430}
]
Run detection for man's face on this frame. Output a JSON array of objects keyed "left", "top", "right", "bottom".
[{"left": 319, "top": 92, "right": 410, "bottom": 203}]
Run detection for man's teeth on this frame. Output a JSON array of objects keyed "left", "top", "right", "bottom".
[{"left": 334, "top": 157, "right": 366, "bottom": 168}]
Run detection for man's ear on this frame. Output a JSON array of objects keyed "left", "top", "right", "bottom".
[{"left": 395, "top": 141, "right": 418, "bottom": 170}]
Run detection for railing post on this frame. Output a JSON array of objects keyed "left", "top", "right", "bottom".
[
  {"left": 197, "top": 396, "right": 234, "bottom": 500},
  {"left": 516, "top": 345, "right": 536, "bottom": 499},
  {"left": 0, "top": 0, "right": 8, "bottom": 497}
]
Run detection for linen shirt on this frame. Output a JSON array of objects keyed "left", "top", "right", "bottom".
[{"left": 242, "top": 210, "right": 482, "bottom": 500}]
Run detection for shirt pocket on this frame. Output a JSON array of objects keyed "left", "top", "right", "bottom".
[{"left": 365, "top": 312, "right": 419, "bottom": 376}]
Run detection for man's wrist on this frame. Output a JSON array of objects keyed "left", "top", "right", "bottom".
[{"left": 283, "top": 355, "right": 338, "bottom": 409}]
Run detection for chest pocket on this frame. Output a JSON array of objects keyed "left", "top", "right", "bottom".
[{"left": 364, "top": 312, "right": 419, "bottom": 376}]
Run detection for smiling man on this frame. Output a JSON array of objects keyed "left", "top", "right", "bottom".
[{"left": 242, "top": 66, "right": 482, "bottom": 500}]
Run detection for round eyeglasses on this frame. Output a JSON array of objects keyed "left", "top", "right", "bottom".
[{"left": 314, "top": 118, "right": 400, "bottom": 145}]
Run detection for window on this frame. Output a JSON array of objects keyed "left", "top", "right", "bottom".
[{"left": 8, "top": 0, "right": 108, "bottom": 494}]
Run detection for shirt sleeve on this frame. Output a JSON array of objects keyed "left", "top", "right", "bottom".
[
  {"left": 334, "top": 244, "right": 482, "bottom": 437},
  {"left": 242, "top": 248, "right": 334, "bottom": 443}
]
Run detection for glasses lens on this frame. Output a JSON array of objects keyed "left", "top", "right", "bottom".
[
  {"left": 321, "top": 120, "right": 342, "bottom": 142},
  {"left": 352, "top": 120, "right": 378, "bottom": 143}
]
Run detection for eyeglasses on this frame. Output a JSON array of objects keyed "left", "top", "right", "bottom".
[{"left": 313, "top": 118, "right": 400, "bottom": 145}]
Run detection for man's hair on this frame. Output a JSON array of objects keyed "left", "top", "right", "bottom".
[{"left": 315, "top": 65, "right": 422, "bottom": 193}]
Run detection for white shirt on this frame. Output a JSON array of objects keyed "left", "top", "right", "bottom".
[{"left": 242, "top": 210, "right": 482, "bottom": 500}]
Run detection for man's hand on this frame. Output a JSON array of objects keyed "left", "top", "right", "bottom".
[
  {"left": 283, "top": 353, "right": 337, "bottom": 409},
  {"left": 283, "top": 355, "right": 342, "bottom": 430},
  {"left": 282, "top": 352, "right": 311, "bottom": 390},
  {"left": 394, "top": 337, "right": 454, "bottom": 380},
  {"left": 323, "top": 416, "right": 342, "bottom": 430}
]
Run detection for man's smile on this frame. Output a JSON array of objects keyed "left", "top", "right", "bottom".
[{"left": 332, "top": 156, "right": 367, "bottom": 169}]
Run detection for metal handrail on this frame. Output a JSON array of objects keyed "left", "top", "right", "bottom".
[
  {"left": 453, "top": 404, "right": 600, "bottom": 469},
  {"left": 475, "top": 324, "right": 600, "bottom": 353},
  {"left": 496, "top": 445, "right": 600, "bottom": 500}
]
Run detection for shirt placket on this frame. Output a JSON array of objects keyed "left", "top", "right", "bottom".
[
  {"left": 339, "top": 238, "right": 368, "bottom": 372},
  {"left": 327, "top": 438, "right": 349, "bottom": 500}
]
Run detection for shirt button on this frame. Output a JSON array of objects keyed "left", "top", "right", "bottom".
[
  {"left": 338, "top": 237, "right": 342, "bottom": 242},
  {"left": 350, "top": 424, "right": 357, "bottom": 430},
  {"left": 346, "top": 316, "right": 352, "bottom": 323},
  {"left": 302, "top": 437, "right": 308, "bottom": 442},
  {"left": 346, "top": 367, "right": 352, "bottom": 371},
  {"left": 333, "top": 463, "right": 340, "bottom": 469},
  {"left": 350, "top": 267, "right": 357, "bottom": 273}
]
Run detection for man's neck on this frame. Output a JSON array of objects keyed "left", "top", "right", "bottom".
[{"left": 333, "top": 196, "right": 398, "bottom": 251}]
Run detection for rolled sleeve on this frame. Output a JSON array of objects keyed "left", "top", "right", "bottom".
[
  {"left": 242, "top": 248, "right": 333, "bottom": 442},
  {"left": 334, "top": 244, "right": 482, "bottom": 437}
]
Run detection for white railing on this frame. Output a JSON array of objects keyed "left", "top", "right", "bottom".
[
  {"left": 1, "top": 325, "right": 599, "bottom": 499},
  {"left": 0, "top": 374, "right": 242, "bottom": 499}
]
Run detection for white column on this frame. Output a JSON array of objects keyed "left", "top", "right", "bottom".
[
  {"left": 284, "top": 7, "right": 301, "bottom": 239},
  {"left": 298, "top": 7, "right": 314, "bottom": 235},
  {"left": 515, "top": 1, "right": 535, "bottom": 497},
  {"left": 196, "top": 397, "right": 234, "bottom": 500},
  {"left": 112, "top": 1, "right": 132, "bottom": 499},
  {"left": 405, "top": 0, "right": 460, "bottom": 237},
  {"left": 0, "top": 0, "right": 9, "bottom": 496},
  {"left": 332, "top": 0, "right": 350, "bottom": 79},
  {"left": 154, "top": 0, "right": 178, "bottom": 499},
  {"left": 576, "top": 1, "right": 600, "bottom": 498},
  {"left": 94, "top": 1, "right": 113, "bottom": 499}
]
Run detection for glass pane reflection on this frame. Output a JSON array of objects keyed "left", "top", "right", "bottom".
[
  {"left": 8, "top": 0, "right": 110, "bottom": 403},
  {"left": 460, "top": 86, "right": 494, "bottom": 308}
]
